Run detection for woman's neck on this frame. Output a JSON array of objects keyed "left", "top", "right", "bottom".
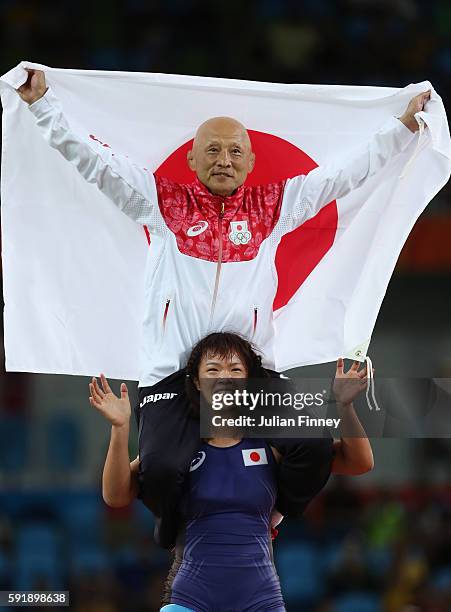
[{"left": 205, "top": 435, "right": 242, "bottom": 448}]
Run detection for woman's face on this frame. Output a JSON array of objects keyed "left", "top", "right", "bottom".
[{"left": 195, "top": 351, "right": 248, "bottom": 404}]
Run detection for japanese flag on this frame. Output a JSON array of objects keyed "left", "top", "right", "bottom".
[
  {"left": 242, "top": 448, "right": 268, "bottom": 466},
  {"left": 0, "top": 61, "right": 450, "bottom": 379}
]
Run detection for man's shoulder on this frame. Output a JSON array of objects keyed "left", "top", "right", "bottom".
[
  {"left": 244, "top": 179, "right": 288, "bottom": 203},
  {"left": 154, "top": 174, "right": 192, "bottom": 191}
]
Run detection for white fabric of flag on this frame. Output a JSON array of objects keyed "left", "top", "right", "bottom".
[{"left": 0, "top": 61, "right": 450, "bottom": 380}]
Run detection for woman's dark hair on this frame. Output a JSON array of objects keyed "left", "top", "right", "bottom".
[{"left": 185, "top": 332, "right": 269, "bottom": 418}]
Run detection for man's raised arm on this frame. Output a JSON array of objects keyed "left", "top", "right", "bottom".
[
  {"left": 279, "top": 91, "right": 430, "bottom": 231},
  {"left": 17, "top": 69, "right": 164, "bottom": 232}
]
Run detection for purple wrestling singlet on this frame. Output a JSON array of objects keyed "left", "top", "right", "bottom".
[{"left": 164, "top": 438, "right": 286, "bottom": 612}]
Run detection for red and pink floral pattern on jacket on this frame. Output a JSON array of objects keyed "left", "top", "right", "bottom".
[{"left": 155, "top": 175, "right": 287, "bottom": 262}]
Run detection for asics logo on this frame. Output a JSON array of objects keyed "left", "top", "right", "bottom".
[
  {"left": 187, "top": 221, "right": 209, "bottom": 236},
  {"left": 189, "top": 451, "right": 206, "bottom": 472}
]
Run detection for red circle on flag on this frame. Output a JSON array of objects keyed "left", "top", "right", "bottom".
[
  {"left": 250, "top": 451, "right": 261, "bottom": 462},
  {"left": 155, "top": 131, "right": 337, "bottom": 309}
]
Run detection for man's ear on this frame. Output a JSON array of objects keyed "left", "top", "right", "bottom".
[
  {"left": 248, "top": 151, "right": 256, "bottom": 174},
  {"left": 194, "top": 377, "right": 200, "bottom": 391},
  {"left": 187, "top": 149, "right": 196, "bottom": 171}
]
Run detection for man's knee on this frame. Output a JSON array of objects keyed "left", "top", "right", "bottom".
[
  {"left": 272, "top": 438, "right": 334, "bottom": 516},
  {"left": 271, "top": 437, "right": 334, "bottom": 463},
  {"left": 139, "top": 454, "right": 186, "bottom": 491}
]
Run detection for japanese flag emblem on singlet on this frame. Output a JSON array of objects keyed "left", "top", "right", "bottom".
[{"left": 242, "top": 448, "right": 268, "bottom": 466}]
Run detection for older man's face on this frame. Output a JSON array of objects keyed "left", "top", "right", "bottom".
[{"left": 187, "top": 117, "right": 255, "bottom": 197}]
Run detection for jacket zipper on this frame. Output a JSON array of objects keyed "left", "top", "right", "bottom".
[
  {"left": 162, "top": 298, "right": 171, "bottom": 331},
  {"left": 209, "top": 201, "right": 225, "bottom": 328}
]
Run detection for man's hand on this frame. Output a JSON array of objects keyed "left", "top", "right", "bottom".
[
  {"left": 398, "top": 90, "right": 431, "bottom": 133},
  {"left": 17, "top": 69, "right": 47, "bottom": 105},
  {"left": 333, "top": 358, "right": 370, "bottom": 406},
  {"left": 89, "top": 374, "right": 131, "bottom": 428}
]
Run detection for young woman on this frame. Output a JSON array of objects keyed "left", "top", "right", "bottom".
[{"left": 89, "top": 333, "right": 373, "bottom": 612}]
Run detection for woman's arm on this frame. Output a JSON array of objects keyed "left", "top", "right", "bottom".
[
  {"left": 331, "top": 359, "right": 374, "bottom": 476},
  {"left": 89, "top": 374, "right": 139, "bottom": 507},
  {"left": 331, "top": 403, "right": 374, "bottom": 475},
  {"left": 102, "top": 423, "right": 139, "bottom": 507}
]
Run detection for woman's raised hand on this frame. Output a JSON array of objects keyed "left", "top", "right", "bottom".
[
  {"left": 89, "top": 374, "right": 131, "bottom": 427},
  {"left": 333, "top": 358, "right": 372, "bottom": 406}
]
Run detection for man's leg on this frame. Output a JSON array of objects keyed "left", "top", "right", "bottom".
[
  {"left": 261, "top": 370, "right": 334, "bottom": 516},
  {"left": 270, "top": 436, "right": 334, "bottom": 516},
  {"left": 135, "top": 368, "right": 201, "bottom": 549}
]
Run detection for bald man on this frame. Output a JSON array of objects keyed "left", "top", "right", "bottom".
[{"left": 18, "top": 70, "right": 428, "bottom": 548}]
